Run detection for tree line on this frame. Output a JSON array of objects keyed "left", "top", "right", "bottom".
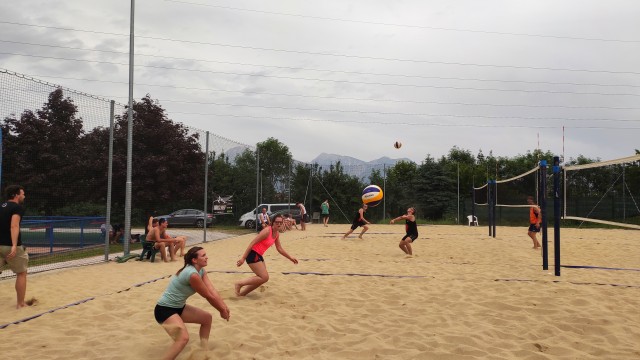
[{"left": 2, "top": 89, "right": 637, "bottom": 225}]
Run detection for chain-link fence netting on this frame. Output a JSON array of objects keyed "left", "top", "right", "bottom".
[
  {"left": 0, "top": 69, "right": 257, "bottom": 278},
  {"left": 1, "top": 69, "right": 123, "bottom": 276}
]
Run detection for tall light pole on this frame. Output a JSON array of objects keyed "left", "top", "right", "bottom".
[
  {"left": 260, "top": 168, "right": 264, "bottom": 204},
  {"left": 457, "top": 162, "right": 460, "bottom": 224},
  {"left": 288, "top": 159, "right": 291, "bottom": 210},
  {"left": 124, "top": 0, "right": 135, "bottom": 255},
  {"left": 255, "top": 147, "right": 259, "bottom": 232},
  {"left": 309, "top": 163, "right": 313, "bottom": 215},
  {"left": 383, "top": 164, "right": 386, "bottom": 221}
]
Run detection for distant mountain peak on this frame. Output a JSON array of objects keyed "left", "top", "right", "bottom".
[
  {"left": 224, "top": 148, "right": 412, "bottom": 180},
  {"left": 313, "top": 153, "right": 366, "bottom": 166},
  {"left": 312, "top": 153, "right": 411, "bottom": 166},
  {"left": 311, "top": 153, "right": 412, "bottom": 180}
]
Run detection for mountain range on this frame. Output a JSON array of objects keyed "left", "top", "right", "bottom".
[
  {"left": 310, "top": 153, "right": 412, "bottom": 180},
  {"left": 222, "top": 147, "right": 412, "bottom": 181}
]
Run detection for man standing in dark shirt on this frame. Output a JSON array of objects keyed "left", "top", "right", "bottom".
[{"left": 0, "top": 185, "right": 29, "bottom": 308}]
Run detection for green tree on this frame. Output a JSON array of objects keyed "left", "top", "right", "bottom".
[
  {"left": 255, "top": 137, "right": 293, "bottom": 203},
  {"left": 383, "top": 161, "right": 418, "bottom": 219},
  {"left": 231, "top": 148, "right": 259, "bottom": 215},
  {"left": 307, "top": 162, "right": 364, "bottom": 222},
  {"left": 2, "top": 88, "right": 87, "bottom": 214},
  {"left": 415, "top": 156, "right": 456, "bottom": 219},
  {"left": 442, "top": 147, "right": 477, "bottom": 220},
  {"left": 108, "top": 96, "right": 205, "bottom": 219}
]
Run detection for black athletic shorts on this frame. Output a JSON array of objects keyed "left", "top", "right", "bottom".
[
  {"left": 154, "top": 304, "right": 185, "bottom": 324},
  {"left": 246, "top": 249, "right": 264, "bottom": 264},
  {"left": 350, "top": 220, "right": 366, "bottom": 230},
  {"left": 528, "top": 224, "right": 540, "bottom": 233},
  {"left": 402, "top": 233, "right": 418, "bottom": 242}
]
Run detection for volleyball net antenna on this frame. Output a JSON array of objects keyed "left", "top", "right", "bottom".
[{"left": 563, "top": 154, "right": 640, "bottom": 230}]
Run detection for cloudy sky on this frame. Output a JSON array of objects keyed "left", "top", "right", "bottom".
[{"left": 1, "top": 0, "right": 639, "bottom": 164}]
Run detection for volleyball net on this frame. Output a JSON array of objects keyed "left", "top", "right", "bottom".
[
  {"left": 495, "top": 166, "right": 540, "bottom": 208},
  {"left": 472, "top": 183, "right": 489, "bottom": 206},
  {"left": 474, "top": 164, "right": 543, "bottom": 230},
  {"left": 563, "top": 154, "right": 640, "bottom": 230}
]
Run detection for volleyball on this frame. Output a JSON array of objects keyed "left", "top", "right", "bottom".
[
  {"left": 362, "top": 185, "right": 383, "bottom": 207},
  {"left": 394, "top": 141, "right": 402, "bottom": 149}
]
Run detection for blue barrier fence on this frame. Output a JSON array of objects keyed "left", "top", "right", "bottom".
[{"left": 21, "top": 216, "right": 106, "bottom": 255}]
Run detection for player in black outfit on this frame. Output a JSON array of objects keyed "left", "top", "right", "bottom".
[
  {"left": 390, "top": 207, "right": 418, "bottom": 256},
  {"left": 342, "top": 204, "right": 370, "bottom": 239},
  {"left": 0, "top": 185, "right": 29, "bottom": 308}
]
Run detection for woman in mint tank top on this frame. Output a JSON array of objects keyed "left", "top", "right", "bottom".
[
  {"left": 321, "top": 199, "right": 330, "bottom": 227},
  {"left": 235, "top": 214, "right": 298, "bottom": 297},
  {"left": 154, "top": 246, "right": 230, "bottom": 360}
]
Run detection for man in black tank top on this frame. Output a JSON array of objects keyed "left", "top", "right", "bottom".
[
  {"left": 0, "top": 185, "right": 29, "bottom": 308},
  {"left": 342, "top": 204, "right": 370, "bottom": 239},
  {"left": 390, "top": 207, "right": 418, "bottom": 256}
]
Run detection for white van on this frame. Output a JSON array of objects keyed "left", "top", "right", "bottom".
[{"left": 238, "top": 203, "right": 297, "bottom": 228}]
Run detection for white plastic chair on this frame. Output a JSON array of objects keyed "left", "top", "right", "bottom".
[{"left": 467, "top": 215, "right": 479, "bottom": 226}]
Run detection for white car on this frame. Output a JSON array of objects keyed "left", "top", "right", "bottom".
[{"left": 238, "top": 203, "right": 297, "bottom": 228}]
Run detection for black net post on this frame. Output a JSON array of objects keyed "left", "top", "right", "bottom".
[
  {"left": 539, "top": 160, "right": 548, "bottom": 270},
  {"left": 553, "top": 156, "right": 561, "bottom": 276},
  {"left": 471, "top": 186, "right": 476, "bottom": 221},
  {"left": 491, "top": 180, "right": 497, "bottom": 238},
  {"left": 487, "top": 181, "right": 493, "bottom": 237}
]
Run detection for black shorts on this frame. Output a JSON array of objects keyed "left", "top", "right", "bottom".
[
  {"left": 350, "top": 220, "right": 366, "bottom": 230},
  {"left": 528, "top": 224, "right": 540, "bottom": 233},
  {"left": 154, "top": 304, "right": 185, "bottom": 324},
  {"left": 246, "top": 249, "right": 264, "bottom": 264},
  {"left": 402, "top": 233, "right": 418, "bottom": 242}
]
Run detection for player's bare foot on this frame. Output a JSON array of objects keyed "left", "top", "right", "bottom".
[{"left": 234, "top": 283, "right": 242, "bottom": 296}]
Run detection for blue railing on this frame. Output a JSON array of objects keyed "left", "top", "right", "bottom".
[{"left": 21, "top": 216, "right": 106, "bottom": 255}]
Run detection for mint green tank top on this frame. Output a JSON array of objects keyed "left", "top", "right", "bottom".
[{"left": 157, "top": 265, "right": 204, "bottom": 308}]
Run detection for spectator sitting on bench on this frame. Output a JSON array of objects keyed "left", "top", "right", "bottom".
[
  {"left": 146, "top": 215, "right": 186, "bottom": 256},
  {"left": 109, "top": 223, "right": 124, "bottom": 245},
  {"left": 146, "top": 218, "right": 179, "bottom": 262},
  {"left": 159, "top": 222, "right": 187, "bottom": 257},
  {"left": 283, "top": 214, "right": 298, "bottom": 231}
]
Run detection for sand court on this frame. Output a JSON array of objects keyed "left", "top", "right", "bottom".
[{"left": 0, "top": 224, "right": 638, "bottom": 359}]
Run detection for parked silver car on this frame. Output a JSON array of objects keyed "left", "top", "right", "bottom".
[{"left": 156, "top": 209, "right": 215, "bottom": 228}]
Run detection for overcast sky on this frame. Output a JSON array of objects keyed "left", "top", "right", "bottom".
[{"left": 1, "top": 0, "right": 639, "bottom": 164}]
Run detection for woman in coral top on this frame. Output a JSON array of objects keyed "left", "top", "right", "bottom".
[
  {"left": 235, "top": 214, "right": 298, "bottom": 296},
  {"left": 527, "top": 196, "right": 542, "bottom": 250}
]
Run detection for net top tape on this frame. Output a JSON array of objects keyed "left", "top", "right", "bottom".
[
  {"left": 564, "top": 154, "right": 640, "bottom": 171},
  {"left": 495, "top": 165, "right": 539, "bottom": 184},
  {"left": 563, "top": 216, "right": 640, "bottom": 230}
]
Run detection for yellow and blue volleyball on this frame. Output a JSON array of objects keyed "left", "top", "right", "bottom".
[{"left": 362, "top": 185, "right": 383, "bottom": 207}]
